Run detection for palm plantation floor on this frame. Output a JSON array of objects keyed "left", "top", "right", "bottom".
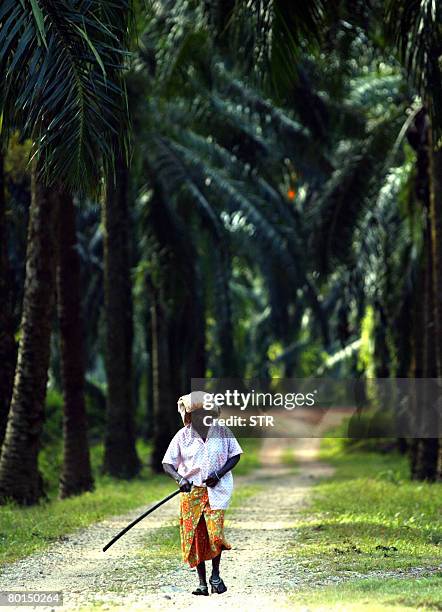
[{"left": 0, "top": 437, "right": 440, "bottom": 612}]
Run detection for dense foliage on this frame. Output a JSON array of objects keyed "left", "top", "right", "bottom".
[{"left": 0, "top": 0, "right": 441, "bottom": 506}]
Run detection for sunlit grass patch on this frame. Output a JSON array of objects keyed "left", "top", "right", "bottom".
[
  {"left": 290, "top": 574, "right": 442, "bottom": 610},
  {"left": 290, "top": 435, "right": 441, "bottom": 578},
  {"left": 0, "top": 473, "right": 174, "bottom": 568}
]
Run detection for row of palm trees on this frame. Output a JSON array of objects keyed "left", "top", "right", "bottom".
[
  {"left": 0, "top": 1, "right": 140, "bottom": 503},
  {"left": 0, "top": 1, "right": 441, "bottom": 506},
  {"left": 139, "top": 0, "right": 442, "bottom": 477}
]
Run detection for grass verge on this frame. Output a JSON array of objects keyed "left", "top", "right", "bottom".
[
  {"left": 289, "top": 431, "right": 442, "bottom": 609},
  {"left": 291, "top": 575, "right": 442, "bottom": 610}
]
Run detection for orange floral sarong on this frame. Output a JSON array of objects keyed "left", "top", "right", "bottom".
[{"left": 179, "top": 486, "right": 231, "bottom": 567}]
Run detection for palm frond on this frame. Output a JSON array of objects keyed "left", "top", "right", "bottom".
[
  {"left": 0, "top": 0, "right": 132, "bottom": 192},
  {"left": 141, "top": 0, "right": 211, "bottom": 94},
  {"left": 211, "top": 71, "right": 334, "bottom": 178},
  {"left": 348, "top": 73, "right": 405, "bottom": 111},
  {"left": 145, "top": 133, "right": 309, "bottom": 340},
  {"left": 168, "top": 138, "right": 299, "bottom": 279},
  {"left": 144, "top": 131, "right": 238, "bottom": 375},
  {"left": 174, "top": 128, "right": 299, "bottom": 233},
  {"left": 384, "top": 0, "right": 442, "bottom": 144},
  {"left": 229, "top": 0, "right": 327, "bottom": 94},
  {"left": 307, "top": 116, "right": 403, "bottom": 275}
]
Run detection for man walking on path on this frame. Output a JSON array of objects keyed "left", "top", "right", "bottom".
[{"left": 162, "top": 391, "right": 243, "bottom": 596}]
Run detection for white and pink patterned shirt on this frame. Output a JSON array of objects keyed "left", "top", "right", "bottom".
[{"left": 162, "top": 423, "right": 243, "bottom": 510}]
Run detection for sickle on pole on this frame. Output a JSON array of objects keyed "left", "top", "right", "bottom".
[{"left": 102, "top": 486, "right": 188, "bottom": 552}]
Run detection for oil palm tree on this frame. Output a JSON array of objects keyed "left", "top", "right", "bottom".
[
  {"left": 385, "top": 0, "right": 442, "bottom": 479},
  {"left": 134, "top": 0, "right": 325, "bottom": 464},
  {"left": 0, "top": 0, "right": 132, "bottom": 504},
  {"left": 0, "top": 150, "right": 17, "bottom": 450},
  {"left": 142, "top": 184, "right": 207, "bottom": 471},
  {"left": 101, "top": 152, "right": 142, "bottom": 478},
  {"left": 56, "top": 192, "right": 94, "bottom": 497},
  {"left": 136, "top": 0, "right": 404, "bottom": 466},
  {"left": 229, "top": 0, "right": 442, "bottom": 479}
]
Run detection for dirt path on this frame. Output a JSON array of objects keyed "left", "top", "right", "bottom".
[
  {"left": 1, "top": 432, "right": 438, "bottom": 611},
  {"left": 0, "top": 436, "right": 334, "bottom": 611}
]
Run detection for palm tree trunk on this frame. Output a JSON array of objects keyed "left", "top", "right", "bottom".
[
  {"left": 406, "top": 111, "right": 440, "bottom": 480},
  {"left": 213, "top": 246, "right": 237, "bottom": 377},
  {"left": 146, "top": 187, "right": 206, "bottom": 471},
  {"left": 56, "top": 191, "right": 94, "bottom": 498},
  {"left": 0, "top": 151, "right": 17, "bottom": 450},
  {"left": 149, "top": 270, "right": 206, "bottom": 472},
  {"left": 142, "top": 281, "right": 154, "bottom": 442},
  {"left": 373, "top": 302, "right": 390, "bottom": 378},
  {"left": 414, "top": 204, "right": 438, "bottom": 481},
  {"left": 187, "top": 278, "right": 206, "bottom": 380},
  {"left": 102, "top": 155, "right": 141, "bottom": 478},
  {"left": 150, "top": 289, "right": 177, "bottom": 472},
  {"left": 429, "top": 136, "right": 442, "bottom": 375},
  {"left": 0, "top": 165, "right": 59, "bottom": 505},
  {"left": 409, "top": 254, "right": 426, "bottom": 478},
  {"left": 428, "top": 130, "right": 442, "bottom": 480}
]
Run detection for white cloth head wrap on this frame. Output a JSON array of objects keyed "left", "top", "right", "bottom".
[{"left": 177, "top": 391, "right": 216, "bottom": 425}]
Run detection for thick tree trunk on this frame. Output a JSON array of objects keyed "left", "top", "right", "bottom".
[
  {"left": 213, "top": 246, "right": 236, "bottom": 377},
  {"left": 413, "top": 207, "right": 438, "bottom": 481},
  {"left": 146, "top": 188, "right": 207, "bottom": 470},
  {"left": 150, "top": 291, "right": 177, "bottom": 472},
  {"left": 409, "top": 257, "right": 425, "bottom": 479},
  {"left": 102, "top": 156, "right": 141, "bottom": 478},
  {"left": 142, "top": 281, "right": 154, "bottom": 442},
  {"left": 0, "top": 151, "right": 17, "bottom": 450},
  {"left": 406, "top": 112, "right": 440, "bottom": 480},
  {"left": 0, "top": 166, "right": 59, "bottom": 505},
  {"left": 429, "top": 139, "right": 442, "bottom": 375},
  {"left": 414, "top": 437, "right": 439, "bottom": 481},
  {"left": 409, "top": 239, "right": 428, "bottom": 479},
  {"left": 428, "top": 130, "right": 442, "bottom": 480},
  {"left": 56, "top": 192, "right": 94, "bottom": 497}
]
